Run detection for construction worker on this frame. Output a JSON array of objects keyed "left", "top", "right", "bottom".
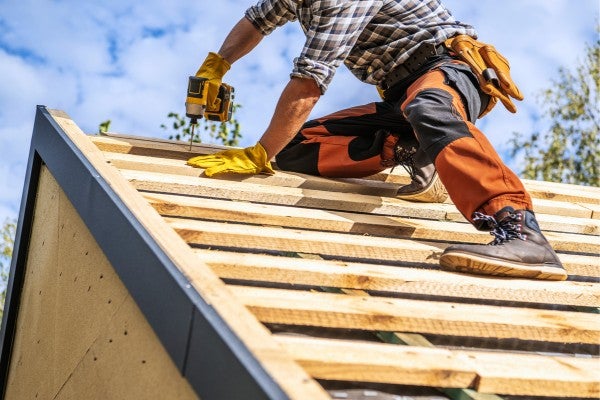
[{"left": 187, "top": 0, "right": 567, "bottom": 281}]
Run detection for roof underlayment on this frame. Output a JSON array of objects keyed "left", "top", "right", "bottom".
[{"left": 1, "top": 106, "right": 599, "bottom": 399}]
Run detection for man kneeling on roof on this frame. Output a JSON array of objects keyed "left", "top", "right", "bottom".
[{"left": 186, "top": 0, "right": 567, "bottom": 281}]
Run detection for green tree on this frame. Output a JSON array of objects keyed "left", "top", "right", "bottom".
[
  {"left": 161, "top": 103, "right": 242, "bottom": 147},
  {"left": 0, "top": 218, "right": 17, "bottom": 321},
  {"left": 98, "top": 119, "right": 112, "bottom": 134},
  {"left": 510, "top": 33, "right": 599, "bottom": 186}
]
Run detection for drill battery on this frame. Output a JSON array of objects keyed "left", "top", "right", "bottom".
[{"left": 185, "top": 76, "right": 235, "bottom": 122}]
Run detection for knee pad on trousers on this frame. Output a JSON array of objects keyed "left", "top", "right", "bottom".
[{"left": 403, "top": 88, "right": 473, "bottom": 162}]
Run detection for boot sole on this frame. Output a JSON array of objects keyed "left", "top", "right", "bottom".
[
  {"left": 439, "top": 251, "right": 568, "bottom": 281},
  {"left": 396, "top": 172, "right": 449, "bottom": 203}
]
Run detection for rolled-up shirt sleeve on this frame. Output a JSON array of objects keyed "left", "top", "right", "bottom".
[
  {"left": 245, "top": 0, "right": 297, "bottom": 35},
  {"left": 292, "top": 1, "right": 380, "bottom": 93}
]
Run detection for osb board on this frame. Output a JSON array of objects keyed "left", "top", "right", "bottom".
[{"left": 5, "top": 166, "right": 198, "bottom": 400}]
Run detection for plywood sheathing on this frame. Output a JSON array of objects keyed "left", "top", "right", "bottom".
[{"left": 5, "top": 166, "right": 198, "bottom": 400}]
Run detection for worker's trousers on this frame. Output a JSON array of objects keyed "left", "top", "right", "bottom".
[{"left": 275, "top": 61, "right": 533, "bottom": 224}]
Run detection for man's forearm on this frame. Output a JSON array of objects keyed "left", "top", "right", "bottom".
[
  {"left": 259, "top": 77, "right": 321, "bottom": 159},
  {"left": 218, "top": 17, "right": 264, "bottom": 64}
]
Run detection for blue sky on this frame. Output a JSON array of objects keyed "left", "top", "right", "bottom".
[{"left": 0, "top": 0, "right": 598, "bottom": 225}]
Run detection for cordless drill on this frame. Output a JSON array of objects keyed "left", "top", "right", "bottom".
[{"left": 185, "top": 76, "right": 235, "bottom": 148}]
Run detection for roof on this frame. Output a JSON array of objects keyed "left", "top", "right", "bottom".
[{"left": 1, "top": 106, "right": 599, "bottom": 399}]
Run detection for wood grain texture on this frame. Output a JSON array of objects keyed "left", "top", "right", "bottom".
[
  {"left": 146, "top": 191, "right": 600, "bottom": 238},
  {"left": 84, "top": 131, "right": 600, "bottom": 398},
  {"left": 237, "top": 286, "right": 600, "bottom": 344},
  {"left": 276, "top": 335, "right": 600, "bottom": 398},
  {"left": 194, "top": 249, "right": 599, "bottom": 306}
]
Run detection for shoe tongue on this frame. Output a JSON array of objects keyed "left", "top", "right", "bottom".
[{"left": 494, "top": 206, "right": 516, "bottom": 221}]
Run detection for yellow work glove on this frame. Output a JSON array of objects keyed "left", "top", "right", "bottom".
[
  {"left": 195, "top": 52, "right": 231, "bottom": 110},
  {"left": 444, "top": 35, "right": 524, "bottom": 116},
  {"left": 187, "top": 142, "right": 275, "bottom": 177}
]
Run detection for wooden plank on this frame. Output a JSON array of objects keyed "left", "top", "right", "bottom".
[
  {"left": 104, "top": 151, "right": 401, "bottom": 197},
  {"left": 275, "top": 335, "right": 479, "bottom": 389},
  {"left": 468, "top": 351, "right": 600, "bottom": 397},
  {"left": 275, "top": 335, "right": 600, "bottom": 398},
  {"left": 445, "top": 209, "right": 600, "bottom": 235},
  {"left": 382, "top": 170, "right": 600, "bottom": 205},
  {"left": 521, "top": 179, "right": 600, "bottom": 205},
  {"left": 91, "top": 133, "right": 227, "bottom": 160},
  {"left": 543, "top": 230, "right": 600, "bottom": 254},
  {"left": 444, "top": 197, "right": 595, "bottom": 222},
  {"left": 560, "top": 254, "right": 600, "bottom": 278},
  {"left": 50, "top": 110, "right": 330, "bottom": 400},
  {"left": 195, "top": 249, "right": 600, "bottom": 307},
  {"left": 168, "top": 215, "right": 599, "bottom": 277},
  {"left": 236, "top": 286, "right": 600, "bottom": 344},
  {"left": 168, "top": 217, "right": 441, "bottom": 265},
  {"left": 534, "top": 213, "right": 600, "bottom": 235},
  {"left": 122, "top": 168, "right": 452, "bottom": 220},
  {"left": 149, "top": 193, "right": 600, "bottom": 256},
  {"left": 581, "top": 202, "right": 600, "bottom": 220},
  {"left": 532, "top": 198, "right": 598, "bottom": 220}
]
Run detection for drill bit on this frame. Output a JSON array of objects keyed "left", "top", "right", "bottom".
[{"left": 189, "top": 118, "right": 198, "bottom": 151}]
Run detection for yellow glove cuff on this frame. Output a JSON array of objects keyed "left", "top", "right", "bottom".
[
  {"left": 249, "top": 142, "right": 275, "bottom": 175},
  {"left": 196, "top": 52, "right": 231, "bottom": 80}
]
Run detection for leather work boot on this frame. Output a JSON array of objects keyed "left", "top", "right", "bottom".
[
  {"left": 439, "top": 207, "right": 568, "bottom": 280},
  {"left": 395, "top": 147, "right": 448, "bottom": 203}
]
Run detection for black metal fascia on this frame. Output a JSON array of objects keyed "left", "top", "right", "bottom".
[{"left": 0, "top": 106, "right": 288, "bottom": 400}]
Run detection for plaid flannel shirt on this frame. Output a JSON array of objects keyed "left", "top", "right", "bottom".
[{"left": 245, "top": 0, "right": 476, "bottom": 93}]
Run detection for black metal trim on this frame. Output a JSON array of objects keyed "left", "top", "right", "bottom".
[
  {"left": 0, "top": 141, "right": 42, "bottom": 397},
  {"left": 0, "top": 106, "right": 287, "bottom": 400}
]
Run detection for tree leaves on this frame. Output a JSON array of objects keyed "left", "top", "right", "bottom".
[
  {"left": 511, "top": 31, "right": 599, "bottom": 186},
  {"left": 161, "top": 104, "right": 243, "bottom": 147},
  {"left": 0, "top": 218, "right": 17, "bottom": 320}
]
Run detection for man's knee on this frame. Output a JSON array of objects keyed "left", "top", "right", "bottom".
[{"left": 403, "top": 89, "right": 472, "bottom": 162}]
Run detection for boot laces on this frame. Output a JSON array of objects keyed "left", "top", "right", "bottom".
[
  {"left": 473, "top": 211, "right": 526, "bottom": 245},
  {"left": 395, "top": 143, "right": 418, "bottom": 178}
]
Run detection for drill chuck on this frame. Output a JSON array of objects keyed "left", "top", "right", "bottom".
[{"left": 185, "top": 102, "right": 206, "bottom": 120}]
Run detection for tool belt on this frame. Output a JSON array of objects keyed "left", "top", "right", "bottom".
[
  {"left": 443, "top": 35, "right": 523, "bottom": 116},
  {"left": 379, "top": 36, "right": 523, "bottom": 117},
  {"left": 380, "top": 42, "right": 449, "bottom": 90}
]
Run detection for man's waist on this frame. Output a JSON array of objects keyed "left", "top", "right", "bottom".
[{"left": 379, "top": 42, "right": 450, "bottom": 91}]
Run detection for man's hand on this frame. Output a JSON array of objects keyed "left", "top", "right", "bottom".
[
  {"left": 195, "top": 52, "right": 231, "bottom": 110},
  {"left": 187, "top": 142, "right": 275, "bottom": 176}
]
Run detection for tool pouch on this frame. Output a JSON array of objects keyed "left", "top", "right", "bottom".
[{"left": 444, "top": 35, "right": 523, "bottom": 117}]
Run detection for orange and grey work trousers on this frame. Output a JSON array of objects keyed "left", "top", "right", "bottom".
[{"left": 275, "top": 60, "right": 533, "bottom": 225}]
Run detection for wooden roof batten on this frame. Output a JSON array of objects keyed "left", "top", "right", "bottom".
[{"left": 1, "top": 106, "right": 599, "bottom": 400}]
